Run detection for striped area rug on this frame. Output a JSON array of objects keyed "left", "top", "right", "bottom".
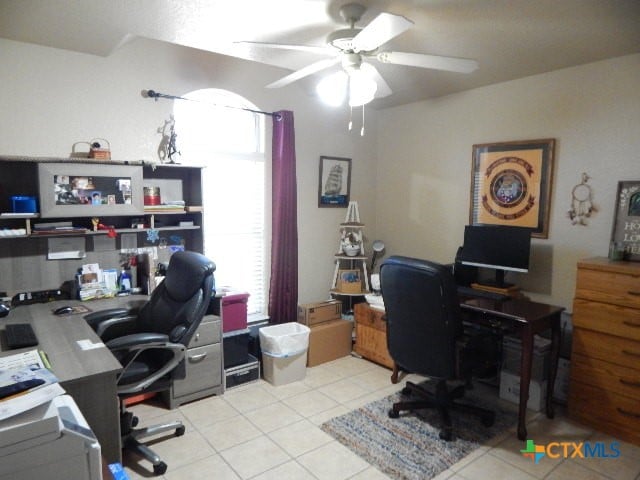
[{"left": 321, "top": 388, "right": 517, "bottom": 480}]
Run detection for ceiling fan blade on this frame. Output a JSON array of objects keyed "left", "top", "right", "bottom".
[
  {"left": 266, "top": 58, "right": 340, "bottom": 88},
  {"left": 234, "top": 41, "right": 331, "bottom": 56},
  {"left": 377, "top": 51, "right": 478, "bottom": 73},
  {"left": 360, "top": 63, "right": 392, "bottom": 98},
  {"left": 352, "top": 13, "right": 413, "bottom": 52}
]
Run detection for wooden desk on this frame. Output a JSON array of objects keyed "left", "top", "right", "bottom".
[
  {"left": 458, "top": 296, "right": 564, "bottom": 440},
  {"left": 354, "top": 298, "right": 564, "bottom": 441},
  {"left": 0, "top": 297, "right": 145, "bottom": 463}
]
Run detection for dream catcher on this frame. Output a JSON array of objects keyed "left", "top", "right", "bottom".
[{"left": 568, "top": 173, "right": 596, "bottom": 225}]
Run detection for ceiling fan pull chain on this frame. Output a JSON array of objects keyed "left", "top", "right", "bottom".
[{"left": 361, "top": 105, "right": 365, "bottom": 136}]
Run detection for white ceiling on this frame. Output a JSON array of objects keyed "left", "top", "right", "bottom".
[{"left": 1, "top": 0, "right": 639, "bottom": 109}]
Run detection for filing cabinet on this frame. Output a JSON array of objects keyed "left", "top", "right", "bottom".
[{"left": 162, "top": 314, "right": 224, "bottom": 408}]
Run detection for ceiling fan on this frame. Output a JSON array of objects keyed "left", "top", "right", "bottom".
[{"left": 236, "top": 2, "right": 478, "bottom": 104}]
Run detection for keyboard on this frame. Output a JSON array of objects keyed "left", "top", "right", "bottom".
[
  {"left": 5, "top": 323, "right": 38, "bottom": 349},
  {"left": 457, "top": 285, "right": 510, "bottom": 302}
]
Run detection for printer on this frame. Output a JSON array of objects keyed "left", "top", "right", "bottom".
[{"left": 0, "top": 395, "right": 101, "bottom": 480}]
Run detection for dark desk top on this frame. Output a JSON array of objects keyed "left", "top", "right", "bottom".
[
  {"left": 0, "top": 297, "right": 145, "bottom": 384},
  {"left": 460, "top": 297, "right": 564, "bottom": 324}
]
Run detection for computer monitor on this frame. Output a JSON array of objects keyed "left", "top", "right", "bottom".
[{"left": 458, "top": 224, "right": 531, "bottom": 288}]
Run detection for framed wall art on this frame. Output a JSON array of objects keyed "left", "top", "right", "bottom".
[
  {"left": 38, "top": 163, "right": 143, "bottom": 218},
  {"left": 318, "top": 156, "right": 351, "bottom": 207},
  {"left": 470, "top": 139, "right": 555, "bottom": 238},
  {"left": 610, "top": 180, "right": 640, "bottom": 261}
]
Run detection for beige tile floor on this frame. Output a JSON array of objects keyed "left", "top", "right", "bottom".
[{"left": 123, "top": 356, "right": 640, "bottom": 480}]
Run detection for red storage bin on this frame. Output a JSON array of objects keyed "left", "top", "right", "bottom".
[{"left": 214, "top": 292, "right": 250, "bottom": 332}]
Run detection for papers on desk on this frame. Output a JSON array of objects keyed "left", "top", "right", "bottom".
[{"left": 0, "top": 349, "right": 65, "bottom": 421}]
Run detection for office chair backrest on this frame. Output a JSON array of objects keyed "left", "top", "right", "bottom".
[
  {"left": 380, "top": 255, "right": 462, "bottom": 379},
  {"left": 137, "top": 251, "right": 215, "bottom": 346}
]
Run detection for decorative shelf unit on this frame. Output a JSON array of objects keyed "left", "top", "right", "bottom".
[{"left": 330, "top": 201, "right": 370, "bottom": 296}]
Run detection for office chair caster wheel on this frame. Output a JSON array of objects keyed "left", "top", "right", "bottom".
[
  {"left": 153, "top": 462, "right": 167, "bottom": 475},
  {"left": 388, "top": 408, "right": 400, "bottom": 419},
  {"left": 175, "top": 425, "right": 186, "bottom": 436},
  {"left": 439, "top": 429, "right": 453, "bottom": 441},
  {"left": 481, "top": 412, "right": 495, "bottom": 427},
  {"left": 131, "top": 415, "right": 139, "bottom": 428}
]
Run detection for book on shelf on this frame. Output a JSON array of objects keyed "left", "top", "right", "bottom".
[{"left": 0, "top": 349, "right": 65, "bottom": 421}]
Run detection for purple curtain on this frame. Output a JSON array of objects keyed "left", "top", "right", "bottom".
[{"left": 268, "top": 110, "right": 298, "bottom": 324}]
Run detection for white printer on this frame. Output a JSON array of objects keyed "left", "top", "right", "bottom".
[{"left": 0, "top": 395, "right": 102, "bottom": 480}]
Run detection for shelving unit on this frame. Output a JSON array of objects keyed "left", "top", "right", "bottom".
[
  {"left": 0, "top": 156, "right": 205, "bottom": 293},
  {"left": 330, "top": 201, "right": 370, "bottom": 297}
]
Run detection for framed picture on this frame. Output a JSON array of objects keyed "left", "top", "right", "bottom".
[
  {"left": 39, "top": 163, "right": 143, "bottom": 218},
  {"left": 318, "top": 156, "right": 351, "bottom": 207},
  {"left": 338, "top": 269, "right": 362, "bottom": 293},
  {"left": 610, "top": 180, "right": 640, "bottom": 261},
  {"left": 470, "top": 139, "right": 555, "bottom": 238}
]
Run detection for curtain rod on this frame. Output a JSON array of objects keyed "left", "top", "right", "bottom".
[{"left": 144, "top": 89, "right": 280, "bottom": 119}]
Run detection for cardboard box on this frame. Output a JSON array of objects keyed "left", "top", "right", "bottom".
[
  {"left": 499, "top": 370, "right": 547, "bottom": 411},
  {"left": 307, "top": 319, "right": 353, "bottom": 367},
  {"left": 297, "top": 300, "right": 342, "bottom": 326}
]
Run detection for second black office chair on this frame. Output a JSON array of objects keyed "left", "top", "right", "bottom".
[
  {"left": 380, "top": 255, "right": 497, "bottom": 441},
  {"left": 86, "top": 251, "right": 215, "bottom": 475}
]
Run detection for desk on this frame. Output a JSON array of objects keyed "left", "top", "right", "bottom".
[
  {"left": 0, "top": 297, "right": 145, "bottom": 464},
  {"left": 354, "top": 297, "right": 564, "bottom": 441},
  {"left": 457, "top": 296, "right": 564, "bottom": 440}
]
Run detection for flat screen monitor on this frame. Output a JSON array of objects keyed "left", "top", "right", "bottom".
[{"left": 459, "top": 224, "right": 531, "bottom": 287}]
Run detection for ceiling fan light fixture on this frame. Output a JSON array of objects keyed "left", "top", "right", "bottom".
[
  {"left": 348, "top": 68, "right": 377, "bottom": 107},
  {"left": 316, "top": 70, "right": 348, "bottom": 106}
]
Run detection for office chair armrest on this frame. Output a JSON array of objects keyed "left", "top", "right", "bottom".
[
  {"left": 85, "top": 308, "right": 139, "bottom": 341},
  {"left": 109, "top": 337, "right": 186, "bottom": 395},
  {"left": 85, "top": 307, "right": 131, "bottom": 327},
  {"left": 105, "top": 332, "right": 170, "bottom": 350}
]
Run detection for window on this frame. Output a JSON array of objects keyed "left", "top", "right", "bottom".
[{"left": 173, "top": 89, "right": 266, "bottom": 316}]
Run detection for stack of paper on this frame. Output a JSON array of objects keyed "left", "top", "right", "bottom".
[{"left": 0, "top": 349, "right": 65, "bottom": 421}]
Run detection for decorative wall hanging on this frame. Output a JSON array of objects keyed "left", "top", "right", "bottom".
[
  {"left": 610, "top": 180, "right": 640, "bottom": 261},
  {"left": 318, "top": 156, "right": 351, "bottom": 207},
  {"left": 568, "top": 173, "right": 596, "bottom": 225},
  {"left": 470, "top": 139, "right": 555, "bottom": 238}
]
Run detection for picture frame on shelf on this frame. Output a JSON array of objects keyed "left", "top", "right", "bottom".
[
  {"left": 318, "top": 156, "right": 351, "bottom": 208},
  {"left": 610, "top": 180, "right": 640, "bottom": 261},
  {"left": 470, "top": 139, "right": 555, "bottom": 238},
  {"left": 38, "top": 163, "right": 143, "bottom": 218}
]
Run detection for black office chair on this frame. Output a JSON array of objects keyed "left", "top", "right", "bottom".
[
  {"left": 85, "top": 251, "right": 215, "bottom": 475},
  {"left": 380, "top": 255, "right": 497, "bottom": 441}
]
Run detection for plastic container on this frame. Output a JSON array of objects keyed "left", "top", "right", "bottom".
[
  {"left": 11, "top": 195, "right": 37, "bottom": 213},
  {"left": 259, "top": 322, "right": 310, "bottom": 385}
]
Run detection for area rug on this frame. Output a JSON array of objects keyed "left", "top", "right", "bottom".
[{"left": 321, "top": 389, "right": 517, "bottom": 480}]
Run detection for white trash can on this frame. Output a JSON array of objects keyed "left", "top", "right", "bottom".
[{"left": 259, "top": 322, "right": 310, "bottom": 386}]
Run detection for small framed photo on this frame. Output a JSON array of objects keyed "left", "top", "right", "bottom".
[
  {"left": 338, "top": 269, "right": 362, "bottom": 293},
  {"left": 470, "top": 139, "right": 555, "bottom": 238},
  {"left": 318, "top": 156, "right": 351, "bottom": 207},
  {"left": 611, "top": 180, "right": 640, "bottom": 261}
]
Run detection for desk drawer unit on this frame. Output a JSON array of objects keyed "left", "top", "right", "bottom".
[
  {"left": 163, "top": 315, "right": 224, "bottom": 408},
  {"left": 569, "top": 258, "right": 640, "bottom": 446},
  {"left": 353, "top": 302, "right": 394, "bottom": 369}
]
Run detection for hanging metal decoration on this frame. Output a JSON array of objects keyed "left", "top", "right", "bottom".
[{"left": 568, "top": 173, "right": 596, "bottom": 225}]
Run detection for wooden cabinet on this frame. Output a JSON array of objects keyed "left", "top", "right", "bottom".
[
  {"left": 353, "top": 302, "right": 394, "bottom": 369},
  {"left": 569, "top": 257, "right": 640, "bottom": 446},
  {"left": 162, "top": 315, "right": 224, "bottom": 408}
]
